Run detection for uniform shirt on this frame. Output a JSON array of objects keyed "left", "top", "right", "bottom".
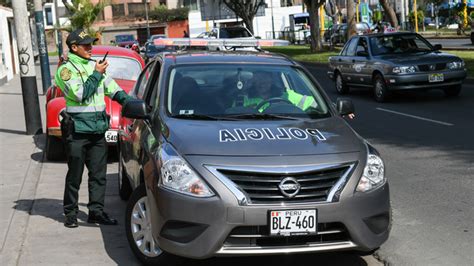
[
  {"left": 55, "top": 52, "right": 130, "bottom": 134},
  {"left": 242, "top": 88, "right": 317, "bottom": 112}
]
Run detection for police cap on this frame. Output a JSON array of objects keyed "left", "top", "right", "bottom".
[{"left": 66, "top": 29, "right": 98, "bottom": 47}]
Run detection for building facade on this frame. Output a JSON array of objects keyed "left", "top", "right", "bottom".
[{"left": 0, "top": 5, "right": 19, "bottom": 85}]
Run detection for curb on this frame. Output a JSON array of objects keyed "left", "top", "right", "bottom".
[{"left": 0, "top": 145, "right": 44, "bottom": 266}]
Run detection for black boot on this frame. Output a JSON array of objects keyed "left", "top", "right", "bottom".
[
  {"left": 64, "top": 215, "right": 78, "bottom": 228},
  {"left": 87, "top": 212, "right": 118, "bottom": 225}
]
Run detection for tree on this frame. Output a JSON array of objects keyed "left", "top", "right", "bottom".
[
  {"left": 222, "top": 0, "right": 265, "bottom": 34},
  {"left": 62, "top": 0, "right": 107, "bottom": 36},
  {"left": 379, "top": 0, "right": 398, "bottom": 28},
  {"left": 346, "top": 0, "right": 356, "bottom": 41},
  {"left": 149, "top": 5, "right": 189, "bottom": 22},
  {"left": 304, "top": 0, "right": 326, "bottom": 52}
]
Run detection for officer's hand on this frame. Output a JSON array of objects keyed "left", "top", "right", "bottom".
[{"left": 95, "top": 60, "right": 109, "bottom": 74}]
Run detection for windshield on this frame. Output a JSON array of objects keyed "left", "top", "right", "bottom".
[
  {"left": 91, "top": 56, "right": 141, "bottom": 81},
  {"left": 167, "top": 65, "right": 330, "bottom": 120},
  {"left": 370, "top": 34, "right": 433, "bottom": 55}
]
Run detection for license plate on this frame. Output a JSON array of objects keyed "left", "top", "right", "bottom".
[
  {"left": 429, "top": 73, "right": 444, "bottom": 82},
  {"left": 269, "top": 209, "right": 317, "bottom": 236},
  {"left": 105, "top": 130, "right": 118, "bottom": 143}
]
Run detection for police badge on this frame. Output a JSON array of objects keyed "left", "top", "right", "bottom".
[{"left": 60, "top": 68, "right": 72, "bottom": 81}]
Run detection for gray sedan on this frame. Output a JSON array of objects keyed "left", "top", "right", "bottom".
[{"left": 327, "top": 32, "right": 467, "bottom": 102}]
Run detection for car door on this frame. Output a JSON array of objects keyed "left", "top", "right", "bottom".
[
  {"left": 122, "top": 60, "right": 159, "bottom": 187},
  {"left": 339, "top": 37, "right": 359, "bottom": 84},
  {"left": 351, "top": 37, "right": 372, "bottom": 86}
]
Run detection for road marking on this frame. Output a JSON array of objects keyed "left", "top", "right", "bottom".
[{"left": 376, "top": 108, "right": 454, "bottom": 126}]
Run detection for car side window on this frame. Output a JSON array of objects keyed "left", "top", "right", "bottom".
[
  {"left": 344, "top": 38, "right": 359, "bottom": 56},
  {"left": 355, "top": 38, "right": 368, "bottom": 55},
  {"left": 134, "top": 62, "right": 155, "bottom": 100},
  {"left": 143, "top": 59, "right": 162, "bottom": 110}
]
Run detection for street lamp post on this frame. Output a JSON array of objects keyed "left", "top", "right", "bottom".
[{"left": 54, "top": 0, "right": 63, "bottom": 58}]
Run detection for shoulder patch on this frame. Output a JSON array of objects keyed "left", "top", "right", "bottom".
[{"left": 60, "top": 68, "right": 72, "bottom": 81}]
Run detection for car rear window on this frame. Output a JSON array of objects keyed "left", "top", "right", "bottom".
[
  {"left": 166, "top": 65, "right": 330, "bottom": 120},
  {"left": 220, "top": 28, "right": 252, "bottom": 38},
  {"left": 91, "top": 56, "right": 141, "bottom": 81}
]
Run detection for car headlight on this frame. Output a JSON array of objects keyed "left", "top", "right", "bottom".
[
  {"left": 356, "top": 146, "right": 385, "bottom": 192},
  {"left": 447, "top": 61, "right": 464, "bottom": 70},
  {"left": 158, "top": 144, "right": 214, "bottom": 197},
  {"left": 392, "top": 66, "right": 416, "bottom": 74}
]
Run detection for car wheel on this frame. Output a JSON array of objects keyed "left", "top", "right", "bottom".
[
  {"left": 126, "top": 184, "right": 182, "bottom": 265},
  {"left": 45, "top": 133, "right": 65, "bottom": 161},
  {"left": 335, "top": 72, "right": 349, "bottom": 94},
  {"left": 118, "top": 145, "right": 132, "bottom": 201},
  {"left": 443, "top": 84, "right": 462, "bottom": 97},
  {"left": 373, "top": 74, "right": 391, "bottom": 102}
]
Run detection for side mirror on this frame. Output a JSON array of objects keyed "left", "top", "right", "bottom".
[
  {"left": 356, "top": 51, "right": 369, "bottom": 57},
  {"left": 336, "top": 98, "right": 355, "bottom": 116},
  {"left": 122, "top": 99, "right": 150, "bottom": 120},
  {"left": 433, "top": 44, "right": 442, "bottom": 51}
]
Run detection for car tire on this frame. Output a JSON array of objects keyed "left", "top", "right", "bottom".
[
  {"left": 373, "top": 74, "right": 391, "bottom": 102},
  {"left": 126, "top": 184, "right": 183, "bottom": 266},
  {"left": 335, "top": 72, "right": 349, "bottom": 94},
  {"left": 46, "top": 133, "right": 65, "bottom": 161},
  {"left": 443, "top": 84, "right": 462, "bottom": 97},
  {"left": 118, "top": 145, "right": 132, "bottom": 201}
]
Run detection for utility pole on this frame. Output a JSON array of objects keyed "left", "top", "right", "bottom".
[
  {"left": 11, "top": 0, "right": 43, "bottom": 135},
  {"left": 34, "top": 0, "right": 51, "bottom": 94},
  {"left": 270, "top": 0, "right": 275, "bottom": 39},
  {"left": 400, "top": 0, "right": 406, "bottom": 30},
  {"left": 414, "top": 0, "right": 418, "bottom": 32},
  {"left": 145, "top": 0, "right": 150, "bottom": 40},
  {"left": 54, "top": 0, "right": 63, "bottom": 58}
]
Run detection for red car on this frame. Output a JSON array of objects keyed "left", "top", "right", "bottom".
[{"left": 45, "top": 46, "right": 145, "bottom": 161}]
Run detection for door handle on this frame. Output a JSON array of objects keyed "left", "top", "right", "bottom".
[
  {"left": 352, "top": 59, "right": 356, "bottom": 63},
  {"left": 338, "top": 59, "right": 342, "bottom": 62}
]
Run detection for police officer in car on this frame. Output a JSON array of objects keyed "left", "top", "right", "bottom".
[{"left": 55, "top": 29, "right": 131, "bottom": 228}]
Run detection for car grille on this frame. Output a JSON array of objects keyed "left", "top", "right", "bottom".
[
  {"left": 218, "top": 165, "right": 351, "bottom": 204},
  {"left": 418, "top": 63, "right": 446, "bottom": 71},
  {"left": 224, "top": 222, "right": 349, "bottom": 247}
]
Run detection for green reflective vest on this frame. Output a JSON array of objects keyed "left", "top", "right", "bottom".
[
  {"left": 243, "top": 89, "right": 317, "bottom": 112},
  {"left": 55, "top": 53, "right": 127, "bottom": 134}
]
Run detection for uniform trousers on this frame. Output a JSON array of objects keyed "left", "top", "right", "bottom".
[{"left": 63, "top": 132, "right": 108, "bottom": 217}]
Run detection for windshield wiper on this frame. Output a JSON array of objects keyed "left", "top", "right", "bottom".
[
  {"left": 171, "top": 114, "right": 239, "bottom": 121},
  {"left": 225, "top": 113, "right": 301, "bottom": 120}
]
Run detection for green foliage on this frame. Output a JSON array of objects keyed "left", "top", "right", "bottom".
[
  {"left": 149, "top": 5, "right": 189, "bottom": 22},
  {"left": 408, "top": 9, "right": 425, "bottom": 27},
  {"left": 62, "top": 0, "right": 107, "bottom": 35},
  {"left": 0, "top": 0, "right": 11, "bottom": 8}
]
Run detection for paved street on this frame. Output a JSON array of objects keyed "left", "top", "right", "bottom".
[
  {"left": 305, "top": 64, "right": 474, "bottom": 265},
  {"left": 1, "top": 60, "right": 473, "bottom": 265}
]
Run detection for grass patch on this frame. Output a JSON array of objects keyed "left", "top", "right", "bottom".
[
  {"left": 443, "top": 50, "right": 474, "bottom": 78},
  {"left": 263, "top": 45, "right": 339, "bottom": 64},
  {"left": 264, "top": 45, "right": 473, "bottom": 78},
  {"left": 48, "top": 51, "right": 58, "bottom": 56}
]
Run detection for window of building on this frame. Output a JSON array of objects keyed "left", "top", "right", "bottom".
[
  {"left": 112, "top": 4, "right": 125, "bottom": 17},
  {"left": 45, "top": 6, "right": 53, "bottom": 26},
  {"left": 128, "top": 3, "right": 150, "bottom": 17},
  {"left": 280, "top": 0, "right": 303, "bottom": 7},
  {"left": 182, "top": 0, "right": 198, "bottom": 11}
]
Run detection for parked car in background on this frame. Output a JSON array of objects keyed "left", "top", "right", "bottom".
[
  {"left": 148, "top": 34, "right": 166, "bottom": 43},
  {"left": 45, "top": 46, "right": 145, "bottom": 160},
  {"left": 323, "top": 24, "right": 343, "bottom": 42},
  {"left": 115, "top": 34, "right": 136, "bottom": 48},
  {"left": 327, "top": 32, "right": 467, "bottom": 102},
  {"left": 330, "top": 23, "right": 370, "bottom": 45},
  {"left": 197, "top": 26, "right": 256, "bottom": 50},
  {"left": 143, "top": 42, "right": 176, "bottom": 63}
]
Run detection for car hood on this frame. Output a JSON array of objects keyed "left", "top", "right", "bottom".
[
  {"left": 165, "top": 117, "right": 364, "bottom": 156},
  {"left": 377, "top": 52, "right": 459, "bottom": 64}
]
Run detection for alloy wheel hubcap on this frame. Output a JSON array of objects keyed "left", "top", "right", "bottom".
[
  {"left": 131, "top": 196, "right": 161, "bottom": 257},
  {"left": 336, "top": 75, "right": 342, "bottom": 91},
  {"left": 376, "top": 81, "right": 384, "bottom": 97}
]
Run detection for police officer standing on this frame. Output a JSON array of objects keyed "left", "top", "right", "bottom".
[{"left": 55, "top": 29, "right": 131, "bottom": 228}]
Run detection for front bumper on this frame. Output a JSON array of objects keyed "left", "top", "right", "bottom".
[
  {"left": 385, "top": 69, "right": 466, "bottom": 90},
  {"left": 148, "top": 153, "right": 391, "bottom": 259}
]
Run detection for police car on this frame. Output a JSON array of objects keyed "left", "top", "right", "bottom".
[{"left": 118, "top": 38, "right": 390, "bottom": 264}]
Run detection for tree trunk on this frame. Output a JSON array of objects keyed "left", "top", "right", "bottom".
[
  {"left": 242, "top": 14, "right": 255, "bottom": 34},
  {"left": 380, "top": 0, "right": 399, "bottom": 28},
  {"left": 347, "top": 0, "right": 356, "bottom": 41}
]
